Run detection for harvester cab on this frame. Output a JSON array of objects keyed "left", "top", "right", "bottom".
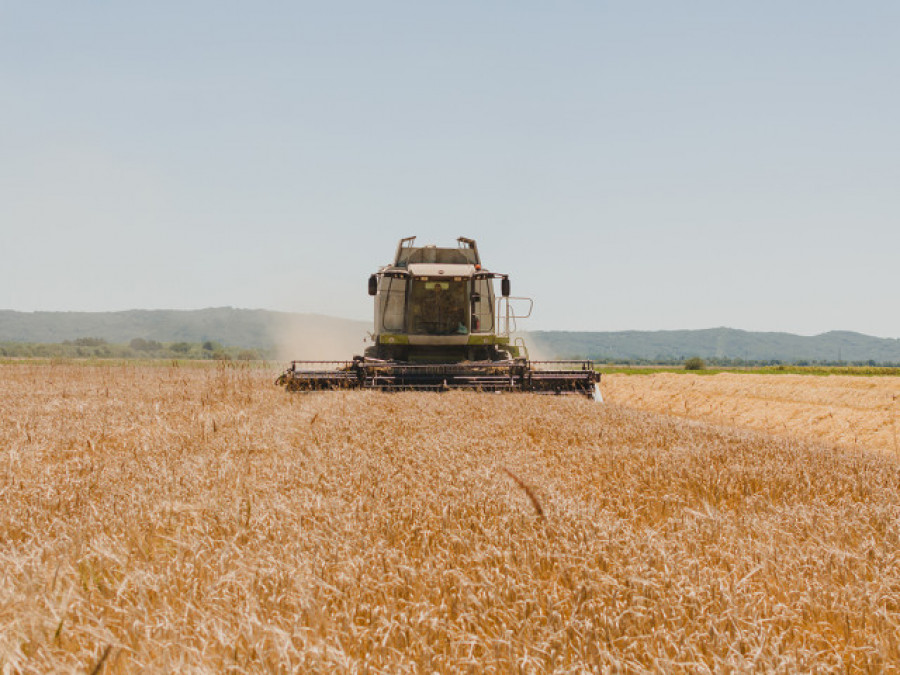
[
  {"left": 367, "top": 236, "right": 518, "bottom": 363},
  {"left": 277, "top": 236, "right": 600, "bottom": 397}
]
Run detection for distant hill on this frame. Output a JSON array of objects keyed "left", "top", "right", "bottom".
[
  {"left": 528, "top": 328, "right": 900, "bottom": 364},
  {"left": 0, "top": 308, "right": 370, "bottom": 360},
  {"left": 2, "top": 310, "right": 899, "bottom": 364}
]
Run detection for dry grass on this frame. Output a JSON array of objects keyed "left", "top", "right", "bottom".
[
  {"left": 603, "top": 373, "right": 900, "bottom": 455},
  {"left": 2, "top": 364, "right": 899, "bottom": 672}
]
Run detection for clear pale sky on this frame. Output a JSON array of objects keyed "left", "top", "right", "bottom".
[{"left": 2, "top": 2, "right": 898, "bottom": 336}]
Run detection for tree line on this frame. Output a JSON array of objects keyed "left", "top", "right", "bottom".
[{"left": 0, "top": 338, "right": 272, "bottom": 361}]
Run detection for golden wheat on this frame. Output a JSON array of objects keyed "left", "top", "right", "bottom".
[{"left": 1, "top": 364, "right": 899, "bottom": 672}]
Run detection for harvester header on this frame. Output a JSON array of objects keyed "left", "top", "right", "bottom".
[{"left": 277, "top": 236, "right": 600, "bottom": 397}]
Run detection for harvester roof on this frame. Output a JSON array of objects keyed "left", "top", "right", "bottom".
[
  {"left": 407, "top": 263, "right": 477, "bottom": 277},
  {"left": 393, "top": 237, "right": 481, "bottom": 268}
]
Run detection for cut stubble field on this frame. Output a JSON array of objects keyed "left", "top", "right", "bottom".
[
  {"left": 603, "top": 373, "right": 900, "bottom": 455},
  {"left": 1, "top": 364, "right": 899, "bottom": 672}
]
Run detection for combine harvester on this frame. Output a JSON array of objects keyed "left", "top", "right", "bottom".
[{"left": 277, "top": 236, "right": 600, "bottom": 398}]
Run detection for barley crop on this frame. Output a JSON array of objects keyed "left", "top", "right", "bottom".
[{"left": 1, "top": 364, "right": 899, "bottom": 672}]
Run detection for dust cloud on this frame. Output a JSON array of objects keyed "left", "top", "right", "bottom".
[
  {"left": 270, "top": 314, "right": 371, "bottom": 362},
  {"left": 519, "top": 333, "right": 557, "bottom": 361}
]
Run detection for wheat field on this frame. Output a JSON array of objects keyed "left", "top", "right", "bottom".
[
  {"left": 2, "top": 364, "right": 900, "bottom": 672},
  {"left": 603, "top": 373, "right": 900, "bottom": 455}
]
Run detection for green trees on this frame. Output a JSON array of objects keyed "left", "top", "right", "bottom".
[
  {"left": 70, "top": 337, "right": 107, "bottom": 347},
  {"left": 130, "top": 338, "right": 163, "bottom": 352}
]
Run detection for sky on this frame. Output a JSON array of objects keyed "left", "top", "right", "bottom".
[{"left": 1, "top": 2, "right": 898, "bottom": 337}]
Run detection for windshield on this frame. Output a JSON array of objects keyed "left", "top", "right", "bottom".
[{"left": 408, "top": 278, "right": 469, "bottom": 335}]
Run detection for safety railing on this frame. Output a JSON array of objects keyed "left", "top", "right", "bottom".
[{"left": 496, "top": 296, "right": 533, "bottom": 336}]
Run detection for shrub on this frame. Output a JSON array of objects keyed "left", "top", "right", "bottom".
[{"left": 684, "top": 357, "right": 706, "bottom": 371}]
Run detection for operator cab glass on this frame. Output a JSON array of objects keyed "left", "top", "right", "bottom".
[
  {"left": 408, "top": 278, "right": 469, "bottom": 335},
  {"left": 471, "top": 277, "right": 494, "bottom": 332}
]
